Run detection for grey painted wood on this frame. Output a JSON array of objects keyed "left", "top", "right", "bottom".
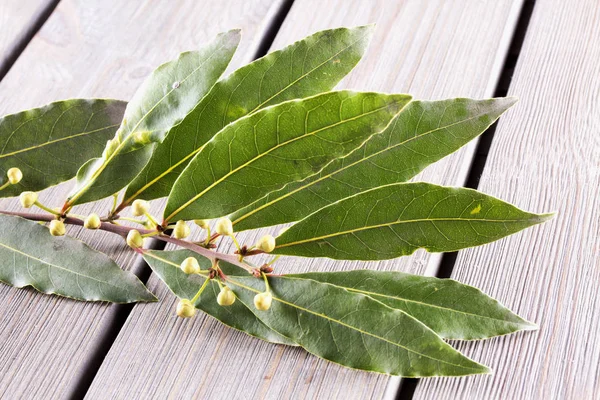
[
  {"left": 0, "top": 0, "right": 283, "bottom": 397},
  {"left": 414, "top": 0, "right": 600, "bottom": 399},
  {"left": 85, "top": 1, "right": 525, "bottom": 399}
]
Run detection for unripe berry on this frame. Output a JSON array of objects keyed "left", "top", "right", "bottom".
[
  {"left": 180, "top": 256, "right": 200, "bottom": 274},
  {"left": 174, "top": 220, "right": 190, "bottom": 239},
  {"left": 19, "top": 191, "right": 37, "bottom": 208},
  {"left": 7, "top": 167, "right": 22, "bottom": 184},
  {"left": 254, "top": 291, "right": 272, "bottom": 311},
  {"left": 49, "top": 220, "right": 66, "bottom": 236},
  {"left": 126, "top": 229, "right": 143, "bottom": 249},
  {"left": 194, "top": 219, "right": 209, "bottom": 229},
  {"left": 215, "top": 217, "right": 233, "bottom": 236},
  {"left": 176, "top": 299, "right": 196, "bottom": 318},
  {"left": 256, "top": 234, "right": 276, "bottom": 253},
  {"left": 84, "top": 213, "right": 101, "bottom": 229},
  {"left": 217, "top": 286, "right": 236, "bottom": 306},
  {"left": 131, "top": 199, "right": 150, "bottom": 217}
]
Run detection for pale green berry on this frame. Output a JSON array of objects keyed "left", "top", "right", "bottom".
[
  {"left": 215, "top": 217, "right": 233, "bottom": 236},
  {"left": 176, "top": 299, "right": 196, "bottom": 318},
  {"left": 180, "top": 257, "right": 200, "bottom": 274},
  {"left": 126, "top": 229, "right": 143, "bottom": 249},
  {"left": 19, "top": 191, "right": 37, "bottom": 208},
  {"left": 174, "top": 220, "right": 190, "bottom": 239},
  {"left": 256, "top": 234, "right": 276, "bottom": 253},
  {"left": 194, "top": 219, "right": 209, "bottom": 229},
  {"left": 131, "top": 199, "right": 150, "bottom": 217},
  {"left": 254, "top": 291, "right": 272, "bottom": 311},
  {"left": 49, "top": 220, "right": 66, "bottom": 236},
  {"left": 217, "top": 286, "right": 236, "bottom": 306},
  {"left": 84, "top": 213, "right": 101, "bottom": 230},
  {"left": 7, "top": 167, "right": 22, "bottom": 184}
]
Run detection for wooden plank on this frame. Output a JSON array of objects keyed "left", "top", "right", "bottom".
[
  {"left": 85, "top": 1, "right": 525, "bottom": 398},
  {"left": 414, "top": 0, "right": 600, "bottom": 398},
  {"left": 0, "top": 0, "right": 57, "bottom": 79},
  {"left": 0, "top": 1, "right": 283, "bottom": 398}
]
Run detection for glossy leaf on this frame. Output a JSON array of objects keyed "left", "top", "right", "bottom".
[
  {"left": 66, "top": 30, "right": 241, "bottom": 206},
  {"left": 0, "top": 214, "right": 156, "bottom": 303},
  {"left": 290, "top": 270, "right": 536, "bottom": 340},
  {"left": 164, "top": 91, "right": 411, "bottom": 222},
  {"left": 274, "top": 182, "right": 553, "bottom": 260},
  {"left": 142, "top": 249, "right": 295, "bottom": 345},
  {"left": 0, "top": 99, "right": 126, "bottom": 197},
  {"left": 231, "top": 97, "right": 517, "bottom": 231},
  {"left": 226, "top": 275, "right": 489, "bottom": 376},
  {"left": 124, "top": 25, "right": 375, "bottom": 204}
]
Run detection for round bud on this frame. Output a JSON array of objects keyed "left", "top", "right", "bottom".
[
  {"left": 126, "top": 229, "right": 143, "bottom": 249},
  {"left": 176, "top": 299, "right": 196, "bottom": 318},
  {"left": 180, "top": 257, "right": 200, "bottom": 274},
  {"left": 19, "top": 191, "right": 38, "bottom": 208},
  {"left": 84, "top": 213, "right": 101, "bottom": 230},
  {"left": 256, "top": 235, "right": 276, "bottom": 253},
  {"left": 7, "top": 167, "right": 22, "bottom": 185},
  {"left": 215, "top": 217, "right": 233, "bottom": 236},
  {"left": 174, "top": 220, "right": 191, "bottom": 239},
  {"left": 131, "top": 199, "right": 150, "bottom": 217},
  {"left": 254, "top": 291, "right": 272, "bottom": 311},
  {"left": 194, "top": 219, "right": 209, "bottom": 229},
  {"left": 217, "top": 286, "right": 236, "bottom": 306},
  {"left": 103, "top": 138, "right": 120, "bottom": 158},
  {"left": 49, "top": 220, "right": 66, "bottom": 236}
]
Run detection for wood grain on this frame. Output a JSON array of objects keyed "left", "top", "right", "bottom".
[
  {"left": 0, "top": 0, "right": 283, "bottom": 397},
  {"left": 414, "top": 0, "right": 600, "bottom": 398},
  {"left": 85, "top": 1, "right": 526, "bottom": 399}
]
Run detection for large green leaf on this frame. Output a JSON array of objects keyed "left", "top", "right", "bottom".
[
  {"left": 226, "top": 275, "right": 489, "bottom": 376},
  {"left": 231, "top": 97, "right": 516, "bottom": 231},
  {"left": 274, "top": 182, "right": 553, "bottom": 260},
  {"left": 290, "top": 270, "right": 536, "bottom": 340},
  {"left": 65, "top": 30, "right": 241, "bottom": 207},
  {"left": 142, "top": 249, "right": 295, "bottom": 345},
  {"left": 123, "top": 26, "right": 375, "bottom": 205},
  {"left": 164, "top": 91, "right": 411, "bottom": 222},
  {"left": 0, "top": 214, "right": 156, "bottom": 303},
  {"left": 0, "top": 99, "right": 125, "bottom": 197}
]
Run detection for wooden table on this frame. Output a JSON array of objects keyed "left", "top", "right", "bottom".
[{"left": 0, "top": 1, "right": 597, "bottom": 398}]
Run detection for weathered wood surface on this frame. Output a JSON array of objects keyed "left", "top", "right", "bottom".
[
  {"left": 0, "top": 0, "right": 56, "bottom": 78},
  {"left": 0, "top": 0, "right": 283, "bottom": 397},
  {"left": 414, "top": 0, "right": 600, "bottom": 399},
  {"left": 86, "top": 1, "right": 526, "bottom": 398}
]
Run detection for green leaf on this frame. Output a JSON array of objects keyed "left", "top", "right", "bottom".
[
  {"left": 274, "top": 182, "right": 553, "bottom": 260},
  {"left": 142, "top": 249, "right": 295, "bottom": 345},
  {"left": 65, "top": 29, "right": 241, "bottom": 206},
  {"left": 231, "top": 97, "right": 517, "bottom": 231},
  {"left": 0, "top": 214, "right": 156, "bottom": 303},
  {"left": 164, "top": 91, "right": 411, "bottom": 222},
  {"left": 290, "top": 270, "right": 536, "bottom": 340},
  {"left": 0, "top": 99, "right": 126, "bottom": 197},
  {"left": 123, "top": 25, "right": 375, "bottom": 205},
  {"left": 226, "top": 275, "right": 490, "bottom": 376}
]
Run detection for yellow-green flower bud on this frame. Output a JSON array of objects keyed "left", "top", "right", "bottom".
[
  {"left": 176, "top": 299, "right": 196, "bottom": 318},
  {"left": 131, "top": 199, "right": 150, "bottom": 217},
  {"left": 180, "top": 256, "right": 200, "bottom": 274},
  {"left": 19, "top": 191, "right": 37, "bottom": 208},
  {"left": 256, "top": 234, "right": 276, "bottom": 253},
  {"left": 215, "top": 217, "right": 233, "bottom": 236},
  {"left": 7, "top": 167, "right": 22, "bottom": 184},
  {"left": 84, "top": 213, "right": 101, "bottom": 229},
  {"left": 126, "top": 229, "right": 143, "bottom": 249},
  {"left": 254, "top": 291, "right": 272, "bottom": 311},
  {"left": 217, "top": 286, "right": 236, "bottom": 306},
  {"left": 174, "top": 220, "right": 190, "bottom": 239},
  {"left": 194, "top": 219, "right": 209, "bottom": 229},
  {"left": 49, "top": 220, "right": 66, "bottom": 236}
]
